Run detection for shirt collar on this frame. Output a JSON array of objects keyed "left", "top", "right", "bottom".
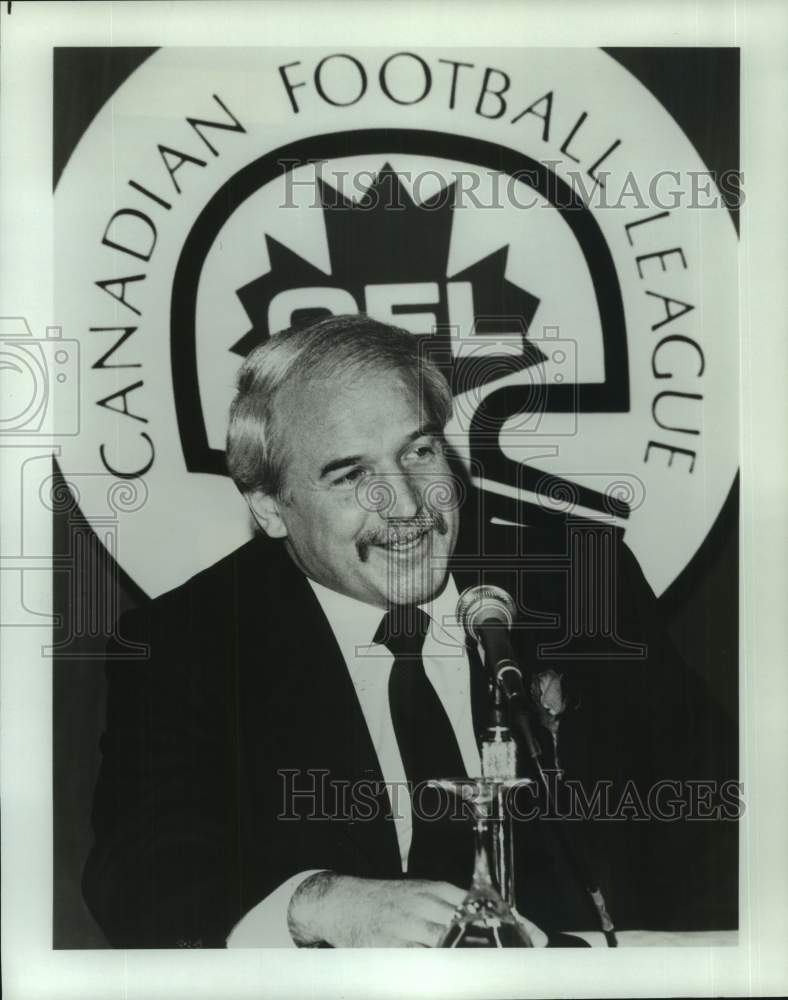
[{"left": 307, "top": 575, "right": 466, "bottom": 674}]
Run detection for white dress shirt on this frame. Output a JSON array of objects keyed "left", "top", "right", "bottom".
[{"left": 227, "top": 574, "right": 482, "bottom": 946}]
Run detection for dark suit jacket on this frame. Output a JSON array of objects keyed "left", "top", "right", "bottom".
[{"left": 83, "top": 503, "right": 737, "bottom": 947}]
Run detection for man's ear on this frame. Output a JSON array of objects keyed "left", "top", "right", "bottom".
[{"left": 246, "top": 490, "right": 288, "bottom": 538}]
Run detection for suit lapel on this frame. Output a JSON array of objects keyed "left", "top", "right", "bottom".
[{"left": 235, "top": 537, "right": 401, "bottom": 873}]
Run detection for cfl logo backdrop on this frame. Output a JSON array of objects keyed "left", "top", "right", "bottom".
[{"left": 47, "top": 46, "right": 739, "bottom": 600}]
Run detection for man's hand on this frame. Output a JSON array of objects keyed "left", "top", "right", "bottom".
[{"left": 287, "top": 872, "right": 465, "bottom": 947}]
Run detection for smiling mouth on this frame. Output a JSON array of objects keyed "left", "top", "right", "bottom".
[
  {"left": 379, "top": 528, "right": 430, "bottom": 552},
  {"left": 358, "top": 523, "right": 432, "bottom": 562},
  {"left": 357, "top": 513, "right": 449, "bottom": 563}
]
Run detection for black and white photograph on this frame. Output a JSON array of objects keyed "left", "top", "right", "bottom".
[{"left": 1, "top": 2, "right": 786, "bottom": 998}]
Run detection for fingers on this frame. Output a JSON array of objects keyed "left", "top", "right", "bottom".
[
  {"left": 424, "top": 880, "right": 466, "bottom": 908},
  {"left": 389, "top": 881, "right": 464, "bottom": 947},
  {"left": 408, "top": 882, "right": 463, "bottom": 946},
  {"left": 413, "top": 894, "right": 461, "bottom": 927},
  {"left": 398, "top": 918, "right": 451, "bottom": 948},
  {"left": 333, "top": 878, "right": 466, "bottom": 947},
  {"left": 423, "top": 919, "right": 452, "bottom": 947}
]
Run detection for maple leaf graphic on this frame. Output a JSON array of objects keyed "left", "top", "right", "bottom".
[{"left": 231, "top": 164, "right": 546, "bottom": 380}]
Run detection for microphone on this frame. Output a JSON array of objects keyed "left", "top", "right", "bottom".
[
  {"left": 456, "top": 585, "right": 541, "bottom": 761},
  {"left": 457, "top": 588, "right": 617, "bottom": 944},
  {"left": 456, "top": 585, "right": 526, "bottom": 703}
]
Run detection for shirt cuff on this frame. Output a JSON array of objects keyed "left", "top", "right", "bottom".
[{"left": 226, "top": 870, "right": 326, "bottom": 947}]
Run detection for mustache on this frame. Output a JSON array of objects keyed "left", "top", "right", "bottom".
[{"left": 356, "top": 510, "right": 448, "bottom": 563}]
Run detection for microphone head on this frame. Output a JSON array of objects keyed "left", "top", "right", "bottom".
[{"left": 456, "top": 585, "right": 516, "bottom": 639}]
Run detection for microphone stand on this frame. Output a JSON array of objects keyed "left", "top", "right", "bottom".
[{"left": 490, "top": 665, "right": 619, "bottom": 948}]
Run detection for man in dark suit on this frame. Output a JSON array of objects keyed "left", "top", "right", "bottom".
[{"left": 83, "top": 314, "right": 737, "bottom": 948}]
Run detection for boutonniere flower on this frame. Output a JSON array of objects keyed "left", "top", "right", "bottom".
[
  {"left": 530, "top": 669, "right": 566, "bottom": 773},
  {"left": 530, "top": 669, "right": 566, "bottom": 730}
]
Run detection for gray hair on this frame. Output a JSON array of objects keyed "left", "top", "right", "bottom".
[{"left": 225, "top": 314, "right": 453, "bottom": 498}]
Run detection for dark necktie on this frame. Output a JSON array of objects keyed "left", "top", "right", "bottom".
[{"left": 374, "top": 607, "right": 473, "bottom": 888}]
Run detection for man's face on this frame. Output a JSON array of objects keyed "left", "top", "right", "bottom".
[{"left": 251, "top": 368, "right": 460, "bottom": 608}]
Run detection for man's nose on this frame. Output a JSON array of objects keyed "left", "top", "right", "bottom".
[{"left": 384, "top": 471, "right": 421, "bottom": 519}]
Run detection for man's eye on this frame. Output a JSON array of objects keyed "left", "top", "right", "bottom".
[
  {"left": 333, "top": 467, "right": 367, "bottom": 486},
  {"left": 408, "top": 442, "right": 438, "bottom": 461}
]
